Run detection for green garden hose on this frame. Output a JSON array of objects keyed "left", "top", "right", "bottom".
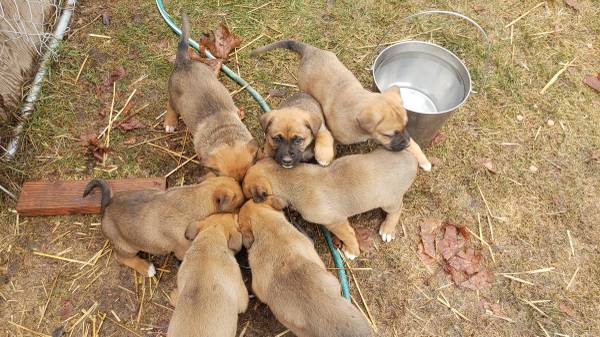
[{"left": 155, "top": 0, "right": 351, "bottom": 300}]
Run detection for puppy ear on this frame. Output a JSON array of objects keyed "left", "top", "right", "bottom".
[
  {"left": 259, "top": 112, "right": 274, "bottom": 132},
  {"left": 356, "top": 108, "right": 383, "bottom": 133},
  {"left": 228, "top": 231, "right": 243, "bottom": 252},
  {"left": 246, "top": 139, "right": 259, "bottom": 157},
  {"left": 243, "top": 176, "right": 272, "bottom": 202},
  {"left": 185, "top": 221, "right": 201, "bottom": 240},
  {"left": 304, "top": 113, "right": 322, "bottom": 136},
  {"left": 267, "top": 195, "right": 288, "bottom": 211},
  {"left": 214, "top": 188, "right": 236, "bottom": 212},
  {"left": 242, "top": 231, "right": 255, "bottom": 249},
  {"left": 382, "top": 85, "right": 403, "bottom": 103}
]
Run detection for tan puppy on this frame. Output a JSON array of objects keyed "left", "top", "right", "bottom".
[
  {"left": 260, "top": 92, "right": 334, "bottom": 168},
  {"left": 167, "top": 213, "right": 248, "bottom": 337},
  {"left": 165, "top": 12, "right": 258, "bottom": 181},
  {"left": 252, "top": 40, "right": 431, "bottom": 171},
  {"left": 238, "top": 198, "right": 371, "bottom": 337},
  {"left": 82, "top": 176, "right": 244, "bottom": 277},
  {"left": 243, "top": 148, "right": 417, "bottom": 259}
]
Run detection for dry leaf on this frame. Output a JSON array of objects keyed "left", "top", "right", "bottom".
[
  {"left": 583, "top": 75, "right": 600, "bottom": 93},
  {"left": 96, "top": 66, "right": 126, "bottom": 96},
  {"left": 238, "top": 107, "right": 245, "bottom": 120},
  {"left": 587, "top": 149, "right": 599, "bottom": 162},
  {"left": 188, "top": 48, "right": 223, "bottom": 74},
  {"left": 559, "top": 302, "right": 574, "bottom": 317},
  {"left": 437, "top": 225, "right": 460, "bottom": 260},
  {"left": 564, "top": 0, "right": 580, "bottom": 11},
  {"left": 199, "top": 23, "right": 243, "bottom": 60},
  {"left": 117, "top": 117, "right": 145, "bottom": 132},
  {"left": 448, "top": 248, "right": 482, "bottom": 275},
  {"left": 460, "top": 270, "right": 494, "bottom": 290},
  {"left": 80, "top": 133, "right": 108, "bottom": 161},
  {"left": 355, "top": 227, "right": 375, "bottom": 253},
  {"left": 420, "top": 218, "right": 442, "bottom": 257},
  {"left": 480, "top": 158, "right": 497, "bottom": 174},
  {"left": 417, "top": 242, "right": 436, "bottom": 266},
  {"left": 431, "top": 132, "right": 445, "bottom": 146}
]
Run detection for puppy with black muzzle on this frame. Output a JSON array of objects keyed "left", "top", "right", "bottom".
[
  {"left": 167, "top": 213, "right": 248, "bottom": 337},
  {"left": 242, "top": 148, "right": 417, "bottom": 259},
  {"left": 165, "top": 12, "right": 258, "bottom": 181},
  {"left": 260, "top": 92, "right": 334, "bottom": 168},
  {"left": 251, "top": 40, "right": 431, "bottom": 171},
  {"left": 238, "top": 198, "right": 372, "bottom": 337},
  {"left": 82, "top": 176, "right": 244, "bottom": 277}
]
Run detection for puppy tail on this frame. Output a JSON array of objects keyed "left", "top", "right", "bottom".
[
  {"left": 83, "top": 179, "right": 112, "bottom": 213},
  {"left": 175, "top": 10, "right": 190, "bottom": 66},
  {"left": 250, "top": 39, "right": 308, "bottom": 57}
]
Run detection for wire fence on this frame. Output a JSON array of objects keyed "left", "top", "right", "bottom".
[{"left": 0, "top": 0, "right": 62, "bottom": 121}]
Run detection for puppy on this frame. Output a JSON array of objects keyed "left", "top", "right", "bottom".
[
  {"left": 167, "top": 213, "right": 248, "bottom": 337},
  {"left": 243, "top": 148, "right": 417, "bottom": 259},
  {"left": 238, "top": 198, "right": 371, "bottom": 337},
  {"left": 165, "top": 12, "right": 258, "bottom": 181},
  {"left": 260, "top": 92, "right": 334, "bottom": 168},
  {"left": 252, "top": 40, "right": 431, "bottom": 171},
  {"left": 82, "top": 176, "right": 244, "bottom": 277}
]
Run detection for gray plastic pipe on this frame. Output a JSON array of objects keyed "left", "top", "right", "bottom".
[{"left": 4, "top": 0, "right": 78, "bottom": 160}]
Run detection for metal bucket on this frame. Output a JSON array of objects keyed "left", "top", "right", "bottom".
[{"left": 372, "top": 11, "right": 488, "bottom": 147}]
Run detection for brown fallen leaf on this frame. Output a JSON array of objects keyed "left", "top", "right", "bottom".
[
  {"left": 559, "top": 302, "right": 574, "bottom": 317},
  {"left": 199, "top": 23, "right": 243, "bottom": 60},
  {"left": 417, "top": 242, "right": 436, "bottom": 266},
  {"left": 238, "top": 107, "right": 245, "bottom": 120},
  {"left": 460, "top": 270, "right": 494, "bottom": 290},
  {"left": 480, "top": 158, "right": 497, "bottom": 174},
  {"left": 420, "top": 218, "right": 442, "bottom": 257},
  {"left": 96, "top": 65, "right": 126, "bottom": 96},
  {"left": 587, "top": 149, "right": 599, "bottom": 162},
  {"left": 583, "top": 75, "right": 600, "bottom": 93},
  {"left": 437, "top": 225, "right": 460, "bottom": 260},
  {"left": 564, "top": 0, "right": 580, "bottom": 11},
  {"left": 448, "top": 248, "right": 482, "bottom": 275},
  {"left": 188, "top": 48, "right": 223, "bottom": 74},
  {"left": 430, "top": 132, "right": 445, "bottom": 146},
  {"left": 80, "top": 133, "right": 108, "bottom": 161},
  {"left": 117, "top": 116, "right": 145, "bottom": 132}
]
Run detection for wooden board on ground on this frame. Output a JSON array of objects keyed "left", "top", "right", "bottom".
[{"left": 16, "top": 177, "right": 166, "bottom": 216}]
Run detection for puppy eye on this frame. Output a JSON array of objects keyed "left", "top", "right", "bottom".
[
  {"left": 292, "top": 136, "right": 303, "bottom": 144},
  {"left": 272, "top": 135, "right": 283, "bottom": 143},
  {"left": 382, "top": 133, "right": 394, "bottom": 139}
]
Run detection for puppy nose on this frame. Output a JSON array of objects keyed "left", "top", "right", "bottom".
[{"left": 282, "top": 156, "right": 293, "bottom": 165}]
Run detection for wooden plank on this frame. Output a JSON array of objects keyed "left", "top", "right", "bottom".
[{"left": 16, "top": 178, "right": 166, "bottom": 216}]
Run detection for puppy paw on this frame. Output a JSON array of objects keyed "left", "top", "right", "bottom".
[
  {"left": 379, "top": 227, "right": 396, "bottom": 242},
  {"left": 147, "top": 264, "right": 156, "bottom": 278},
  {"left": 343, "top": 249, "right": 357, "bottom": 260},
  {"left": 164, "top": 124, "right": 176, "bottom": 133},
  {"left": 314, "top": 146, "right": 334, "bottom": 167},
  {"left": 419, "top": 161, "right": 432, "bottom": 172}
]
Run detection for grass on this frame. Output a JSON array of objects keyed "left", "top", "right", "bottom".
[{"left": 1, "top": 0, "right": 600, "bottom": 336}]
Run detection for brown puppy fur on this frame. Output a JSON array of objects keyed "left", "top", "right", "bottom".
[
  {"left": 238, "top": 198, "right": 371, "bottom": 337},
  {"left": 260, "top": 92, "right": 334, "bottom": 168},
  {"left": 242, "top": 149, "right": 417, "bottom": 259},
  {"left": 82, "top": 176, "right": 244, "bottom": 277},
  {"left": 167, "top": 213, "right": 248, "bottom": 337},
  {"left": 252, "top": 40, "right": 431, "bottom": 171},
  {"left": 165, "top": 13, "right": 258, "bottom": 181}
]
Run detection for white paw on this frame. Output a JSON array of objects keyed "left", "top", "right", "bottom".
[
  {"left": 419, "top": 162, "right": 432, "bottom": 172},
  {"left": 379, "top": 228, "right": 395, "bottom": 242},
  {"left": 317, "top": 158, "right": 331, "bottom": 166},
  {"left": 343, "top": 250, "right": 357, "bottom": 260},
  {"left": 147, "top": 264, "right": 156, "bottom": 277},
  {"left": 165, "top": 125, "right": 175, "bottom": 133}
]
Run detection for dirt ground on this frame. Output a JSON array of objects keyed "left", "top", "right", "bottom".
[{"left": 1, "top": 0, "right": 600, "bottom": 336}]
